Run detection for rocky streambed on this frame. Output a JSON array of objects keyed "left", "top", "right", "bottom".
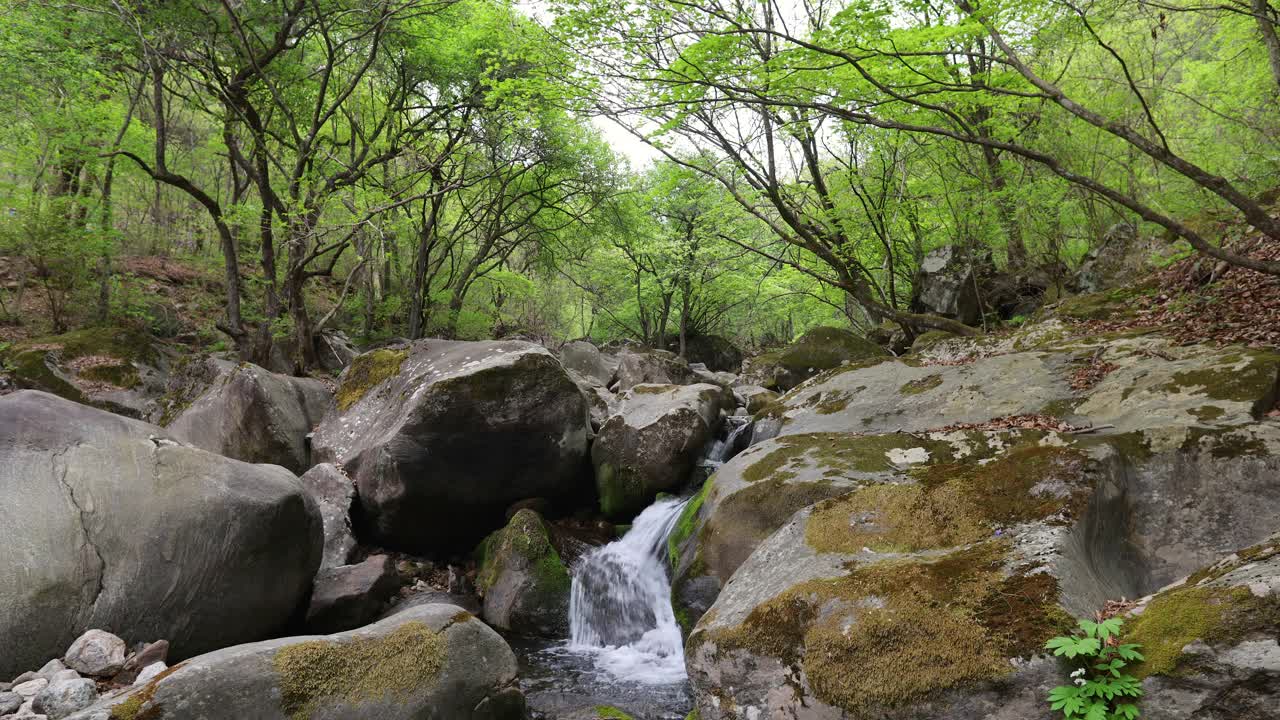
[{"left": 2, "top": 306, "right": 1279, "bottom": 720}]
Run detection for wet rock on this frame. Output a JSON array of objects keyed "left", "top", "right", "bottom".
[
  {"left": 312, "top": 340, "right": 590, "bottom": 552},
  {"left": 164, "top": 358, "right": 332, "bottom": 472},
  {"left": 0, "top": 391, "right": 323, "bottom": 679},
  {"left": 32, "top": 677, "right": 96, "bottom": 720},
  {"left": 476, "top": 510, "right": 571, "bottom": 637},
  {"left": 297, "top": 463, "right": 357, "bottom": 569},
  {"left": 739, "top": 326, "right": 889, "bottom": 391},
  {"left": 63, "top": 631, "right": 125, "bottom": 678},
  {"left": 305, "top": 555, "right": 402, "bottom": 635},
  {"left": 591, "top": 384, "right": 729, "bottom": 518},
  {"left": 64, "top": 604, "right": 524, "bottom": 720}
]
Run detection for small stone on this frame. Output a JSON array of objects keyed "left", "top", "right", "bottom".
[
  {"left": 45, "top": 671, "right": 78, "bottom": 685},
  {"left": 12, "top": 679, "right": 47, "bottom": 699},
  {"left": 133, "top": 662, "right": 166, "bottom": 686},
  {"left": 32, "top": 662, "right": 65, "bottom": 682},
  {"left": 33, "top": 677, "right": 97, "bottom": 720},
  {"left": 0, "top": 691, "right": 22, "bottom": 714},
  {"left": 0, "top": 681, "right": 11, "bottom": 692},
  {"left": 64, "top": 630, "right": 126, "bottom": 677},
  {"left": 10, "top": 672, "right": 36, "bottom": 686}
]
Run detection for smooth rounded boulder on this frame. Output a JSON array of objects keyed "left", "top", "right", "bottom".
[
  {"left": 0, "top": 391, "right": 323, "bottom": 680},
  {"left": 65, "top": 604, "right": 526, "bottom": 720},
  {"left": 163, "top": 358, "right": 332, "bottom": 472},
  {"left": 591, "top": 383, "right": 728, "bottom": 518},
  {"left": 739, "top": 326, "right": 888, "bottom": 391},
  {"left": 312, "top": 340, "right": 590, "bottom": 552}
]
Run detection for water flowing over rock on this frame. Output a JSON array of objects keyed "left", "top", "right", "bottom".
[
  {"left": 63, "top": 604, "right": 526, "bottom": 720},
  {"left": 569, "top": 497, "right": 689, "bottom": 685},
  {"left": 0, "top": 391, "right": 323, "bottom": 680},
  {"left": 163, "top": 358, "right": 331, "bottom": 472},
  {"left": 591, "top": 383, "right": 729, "bottom": 518},
  {"left": 311, "top": 339, "right": 590, "bottom": 552}
]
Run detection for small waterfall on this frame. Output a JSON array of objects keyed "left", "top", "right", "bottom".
[
  {"left": 698, "top": 415, "right": 753, "bottom": 469},
  {"left": 568, "top": 497, "right": 689, "bottom": 684}
]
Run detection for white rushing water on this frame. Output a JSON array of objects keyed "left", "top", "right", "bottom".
[{"left": 568, "top": 496, "right": 689, "bottom": 685}]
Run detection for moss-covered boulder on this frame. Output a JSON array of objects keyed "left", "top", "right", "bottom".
[
  {"left": 683, "top": 422, "right": 1280, "bottom": 719},
  {"left": 475, "top": 509, "right": 571, "bottom": 637},
  {"left": 311, "top": 339, "right": 590, "bottom": 552},
  {"left": 739, "top": 326, "right": 889, "bottom": 392},
  {"left": 0, "top": 391, "right": 323, "bottom": 680},
  {"left": 65, "top": 603, "right": 525, "bottom": 720},
  {"left": 164, "top": 358, "right": 332, "bottom": 472},
  {"left": 1, "top": 326, "right": 165, "bottom": 418},
  {"left": 592, "top": 383, "right": 729, "bottom": 518}
]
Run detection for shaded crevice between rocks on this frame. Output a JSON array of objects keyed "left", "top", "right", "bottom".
[
  {"left": 1055, "top": 448, "right": 1148, "bottom": 617},
  {"left": 51, "top": 440, "right": 107, "bottom": 619}
]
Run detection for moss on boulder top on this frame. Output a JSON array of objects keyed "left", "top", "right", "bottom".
[
  {"left": 335, "top": 347, "right": 408, "bottom": 411},
  {"left": 475, "top": 509, "right": 571, "bottom": 636},
  {"left": 3, "top": 325, "right": 157, "bottom": 404},
  {"left": 741, "top": 326, "right": 888, "bottom": 391}
]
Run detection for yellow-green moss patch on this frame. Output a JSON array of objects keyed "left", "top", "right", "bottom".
[
  {"left": 336, "top": 349, "right": 408, "bottom": 411},
  {"left": 899, "top": 374, "right": 943, "bottom": 396},
  {"left": 710, "top": 542, "right": 1064, "bottom": 714},
  {"left": 594, "top": 706, "right": 635, "bottom": 719},
  {"left": 476, "top": 509, "right": 570, "bottom": 596},
  {"left": 740, "top": 433, "right": 950, "bottom": 484},
  {"left": 273, "top": 621, "right": 446, "bottom": 719}
]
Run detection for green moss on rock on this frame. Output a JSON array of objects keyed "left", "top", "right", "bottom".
[
  {"left": 476, "top": 509, "right": 570, "bottom": 596},
  {"left": 899, "top": 374, "right": 943, "bottom": 396},
  {"left": 710, "top": 541, "right": 1069, "bottom": 714},
  {"left": 273, "top": 621, "right": 446, "bottom": 719},
  {"left": 336, "top": 348, "right": 408, "bottom": 411},
  {"left": 740, "top": 433, "right": 949, "bottom": 484},
  {"left": 594, "top": 706, "right": 635, "bottom": 719}
]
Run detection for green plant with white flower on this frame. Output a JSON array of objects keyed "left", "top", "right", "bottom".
[{"left": 1045, "top": 617, "right": 1144, "bottom": 720}]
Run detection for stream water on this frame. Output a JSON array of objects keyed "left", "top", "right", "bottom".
[{"left": 515, "top": 416, "right": 751, "bottom": 719}]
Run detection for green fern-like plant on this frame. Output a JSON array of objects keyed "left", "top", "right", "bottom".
[{"left": 1045, "top": 618, "right": 1144, "bottom": 720}]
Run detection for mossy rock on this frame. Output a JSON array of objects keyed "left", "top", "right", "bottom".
[
  {"left": 475, "top": 509, "right": 571, "bottom": 636},
  {"left": 335, "top": 348, "right": 408, "bottom": 411},
  {"left": 1050, "top": 286, "right": 1150, "bottom": 322},
  {"left": 3, "top": 325, "right": 156, "bottom": 400},
  {"left": 593, "top": 706, "right": 635, "bottom": 720},
  {"left": 745, "top": 326, "right": 889, "bottom": 391}
]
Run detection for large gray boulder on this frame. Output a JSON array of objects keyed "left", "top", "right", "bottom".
[
  {"left": 909, "top": 245, "right": 996, "bottom": 325},
  {"left": 312, "top": 340, "right": 590, "bottom": 552},
  {"left": 475, "top": 510, "right": 571, "bottom": 637},
  {"left": 298, "top": 463, "right": 358, "bottom": 570},
  {"left": 164, "top": 358, "right": 332, "bottom": 472},
  {"left": 558, "top": 340, "right": 617, "bottom": 386},
  {"left": 592, "top": 383, "right": 729, "bottom": 518},
  {"left": 613, "top": 349, "right": 694, "bottom": 392},
  {"left": 65, "top": 603, "right": 526, "bottom": 720},
  {"left": 0, "top": 391, "right": 323, "bottom": 679}
]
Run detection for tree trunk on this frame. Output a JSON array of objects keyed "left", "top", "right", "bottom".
[
  {"left": 1255, "top": 0, "right": 1280, "bottom": 93},
  {"left": 981, "top": 146, "right": 1027, "bottom": 268}
]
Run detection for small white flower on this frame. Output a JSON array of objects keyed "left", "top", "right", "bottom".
[{"left": 1070, "top": 668, "right": 1087, "bottom": 678}]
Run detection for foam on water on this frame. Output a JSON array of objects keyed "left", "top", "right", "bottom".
[{"left": 568, "top": 496, "right": 689, "bottom": 685}]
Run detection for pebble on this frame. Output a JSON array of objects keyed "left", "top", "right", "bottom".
[{"left": 0, "top": 691, "right": 21, "bottom": 714}]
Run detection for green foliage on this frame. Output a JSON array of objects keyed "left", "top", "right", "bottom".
[{"left": 1045, "top": 618, "right": 1144, "bottom": 720}]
